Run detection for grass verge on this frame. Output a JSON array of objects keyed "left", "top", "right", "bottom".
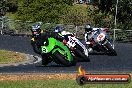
[
  {"left": 0, "top": 73, "right": 131, "bottom": 88},
  {"left": 0, "top": 50, "right": 26, "bottom": 64},
  {"left": 0, "top": 79, "right": 131, "bottom": 88}
]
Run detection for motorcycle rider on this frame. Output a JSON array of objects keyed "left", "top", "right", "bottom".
[
  {"left": 31, "top": 23, "right": 50, "bottom": 54},
  {"left": 84, "top": 24, "right": 94, "bottom": 43},
  {"left": 84, "top": 24, "right": 95, "bottom": 52},
  {"left": 52, "top": 25, "right": 70, "bottom": 42},
  {"left": 84, "top": 24, "right": 111, "bottom": 52},
  {"left": 53, "top": 26, "right": 63, "bottom": 40},
  {"left": 31, "top": 23, "right": 42, "bottom": 54}
]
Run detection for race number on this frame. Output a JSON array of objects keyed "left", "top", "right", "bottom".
[
  {"left": 42, "top": 46, "right": 48, "bottom": 53},
  {"left": 67, "top": 36, "right": 76, "bottom": 47},
  {"left": 97, "top": 33, "right": 105, "bottom": 41},
  {"left": 68, "top": 36, "right": 74, "bottom": 44}
]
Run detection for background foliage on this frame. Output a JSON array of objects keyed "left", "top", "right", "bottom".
[
  {"left": 15, "top": 0, "right": 72, "bottom": 23},
  {"left": 0, "top": 0, "right": 131, "bottom": 30},
  {"left": 97, "top": 0, "right": 132, "bottom": 30}
]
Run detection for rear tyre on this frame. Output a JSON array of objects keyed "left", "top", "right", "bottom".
[
  {"left": 53, "top": 51, "right": 76, "bottom": 66},
  {"left": 74, "top": 49, "right": 90, "bottom": 62}
]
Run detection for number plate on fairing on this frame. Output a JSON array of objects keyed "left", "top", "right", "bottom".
[
  {"left": 41, "top": 46, "right": 48, "bottom": 53},
  {"left": 97, "top": 33, "right": 105, "bottom": 42},
  {"left": 67, "top": 36, "right": 76, "bottom": 48}
]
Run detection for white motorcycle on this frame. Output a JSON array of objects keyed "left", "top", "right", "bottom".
[
  {"left": 61, "top": 31, "right": 90, "bottom": 62},
  {"left": 85, "top": 28, "right": 117, "bottom": 56}
]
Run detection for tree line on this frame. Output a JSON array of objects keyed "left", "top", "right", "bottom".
[{"left": 0, "top": 0, "right": 131, "bottom": 30}]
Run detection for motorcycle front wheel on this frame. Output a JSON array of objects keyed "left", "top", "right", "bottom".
[
  {"left": 31, "top": 42, "right": 41, "bottom": 54},
  {"left": 53, "top": 51, "right": 76, "bottom": 66},
  {"left": 105, "top": 42, "right": 117, "bottom": 56},
  {"left": 41, "top": 54, "right": 52, "bottom": 66},
  {"left": 74, "top": 49, "right": 90, "bottom": 62}
]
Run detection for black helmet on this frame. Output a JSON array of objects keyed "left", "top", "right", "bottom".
[
  {"left": 84, "top": 24, "right": 92, "bottom": 32},
  {"left": 31, "top": 23, "right": 41, "bottom": 37}
]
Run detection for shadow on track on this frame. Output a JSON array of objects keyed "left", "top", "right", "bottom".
[
  {"left": 89, "top": 52, "right": 107, "bottom": 55},
  {"left": 35, "top": 64, "right": 75, "bottom": 67}
]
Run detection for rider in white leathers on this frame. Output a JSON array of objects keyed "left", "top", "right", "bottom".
[{"left": 84, "top": 24, "right": 110, "bottom": 52}]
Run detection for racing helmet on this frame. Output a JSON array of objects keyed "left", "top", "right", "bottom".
[
  {"left": 61, "top": 31, "right": 71, "bottom": 35},
  {"left": 84, "top": 24, "right": 93, "bottom": 32},
  {"left": 54, "top": 26, "right": 61, "bottom": 33},
  {"left": 31, "top": 23, "right": 41, "bottom": 36},
  {"left": 31, "top": 24, "right": 41, "bottom": 37}
]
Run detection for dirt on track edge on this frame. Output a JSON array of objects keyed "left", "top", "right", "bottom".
[
  {"left": 0, "top": 73, "right": 132, "bottom": 81},
  {"left": 0, "top": 73, "right": 78, "bottom": 81}
]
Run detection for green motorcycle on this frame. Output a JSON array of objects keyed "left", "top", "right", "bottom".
[{"left": 41, "top": 37, "right": 76, "bottom": 66}]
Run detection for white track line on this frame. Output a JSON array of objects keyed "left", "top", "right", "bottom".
[
  {"left": 32, "top": 55, "right": 42, "bottom": 64},
  {"left": 0, "top": 52, "right": 42, "bottom": 67}
]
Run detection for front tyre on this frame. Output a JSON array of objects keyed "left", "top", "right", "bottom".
[
  {"left": 105, "top": 42, "right": 117, "bottom": 56},
  {"left": 53, "top": 51, "right": 76, "bottom": 66},
  {"left": 31, "top": 41, "right": 41, "bottom": 54},
  {"left": 74, "top": 49, "right": 90, "bottom": 62},
  {"left": 41, "top": 55, "right": 52, "bottom": 66}
]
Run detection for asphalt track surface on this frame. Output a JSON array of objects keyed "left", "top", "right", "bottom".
[{"left": 0, "top": 35, "right": 132, "bottom": 73}]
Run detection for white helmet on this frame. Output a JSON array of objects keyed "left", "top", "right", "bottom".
[{"left": 61, "top": 31, "right": 72, "bottom": 35}]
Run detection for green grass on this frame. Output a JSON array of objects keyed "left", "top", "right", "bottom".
[
  {"left": 0, "top": 50, "right": 25, "bottom": 64},
  {"left": 0, "top": 79, "right": 131, "bottom": 88}
]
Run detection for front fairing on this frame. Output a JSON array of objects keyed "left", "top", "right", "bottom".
[
  {"left": 66, "top": 36, "right": 76, "bottom": 48},
  {"left": 41, "top": 38, "right": 56, "bottom": 53},
  {"left": 55, "top": 40, "right": 73, "bottom": 61},
  {"left": 41, "top": 37, "right": 72, "bottom": 61},
  {"left": 92, "top": 30, "right": 106, "bottom": 43},
  {"left": 76, "top": 39, "right": 85, "bottom": 50}
]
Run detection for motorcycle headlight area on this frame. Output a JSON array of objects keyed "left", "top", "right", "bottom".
[{"left": 43, "top": 40, "right": 49, "bottom": 46}]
